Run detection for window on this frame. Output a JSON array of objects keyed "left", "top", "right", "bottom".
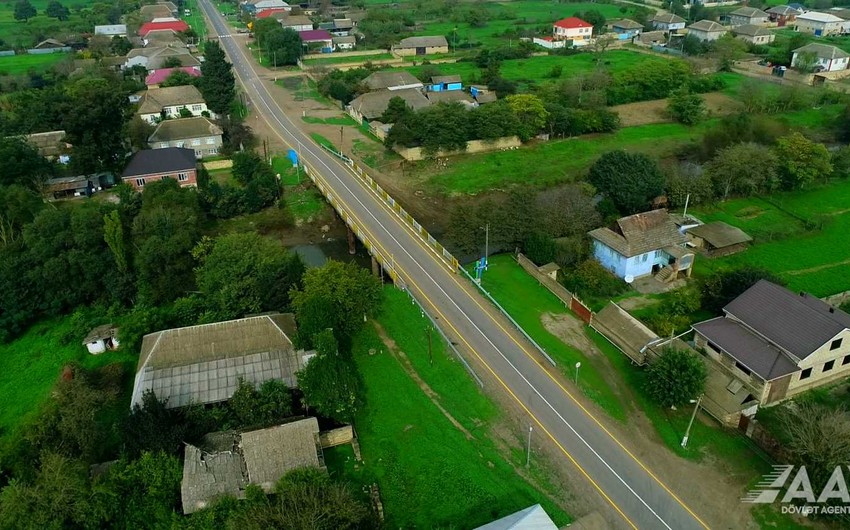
[
  {"left": 824, "top": 360, "right": 835, "bottom": 372},
  {"left": 707, "top": 341, "right": 719, "bottom": 351},
  {"left": 195, "top": 150, "right": 202, "bottom": 157},
  {"left": 178, "top": 172, "right": 189, "bottom": 182},
  {"left": 191, "top": 139, "right": 201, "bottom": 146},
  {"left": 843, "top": 355, "right": 850, "bottom": 366},
  {"left": 206, "top": 137, "right": 215, "bottom": 144},
  {"left": 735, "top": 361, "right": 752, "bottom": 376},
  {"left": 209, "top": 148, "right": 218, "bottom": 155},
  {"left": 135, "top": 178, "right": 145, "bottom": 187},
  {"left": 654, "top": 250, "right": 662, "bottom": 258},
  {"left": 831, "top": 338, "right": 843, "bottom": 351},
  {"left": 192, "top": 104, "right": 203, "bottom": 112},
  {"left": 800, "top": 368, "right": 812, "bottom": 380},
  {"left": 641, "top": 253, "right": 648, "bottom": 262}
]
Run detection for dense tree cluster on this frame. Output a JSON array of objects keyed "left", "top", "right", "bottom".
[
  {"left": 200, "top": 151, "right": 282, "bottom": 218},
  {"left": 588, "top": 150, "right": 665, "bottom": 215},
  {"left": 199, "top": 40, "right": 236, "bottom": 116},
  {"left": 644, "top": 348, "right": 707, "bottom": 408},
  {"left": 316, "top": 67, "right": 371, "bottom": 104}
]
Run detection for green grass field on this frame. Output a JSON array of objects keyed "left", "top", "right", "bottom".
[
  {"left": 0, "top": 317, "right": 137, "bottom": 446},
  {"left": 474, "top": 254, "right": 627, "bottom": 420},
  {"left": 302, "top": 52, "right": 394, "bottom": 66},
  {"left": 302, "top": 115, "right": 358, "bottom": 126},
  {"left": 327, "top": 287, "right": 570, "bottom": 527},
  {"left": 691, "top": 179, "right": 850, "bottom": 297},
  {"left": 0, "top": 51, "right": 69, "bottom": 74},
  {"left": 182, "top": 0, "right": 207, "bottom": 47},
  {"left": 417, "top": 121, "right": 710, "bottom": 195}
]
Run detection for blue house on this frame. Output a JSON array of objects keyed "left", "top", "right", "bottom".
[
  {"left": 588, "top": 209, "right": 694, "bottom": 283},
  {"left": 428, "top": 75, "right": 462, "bottom": 92},
  {"left": 608, "top": 19, "right": 644, "bottom": 39}
]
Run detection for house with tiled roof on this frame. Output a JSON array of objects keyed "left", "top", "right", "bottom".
[
  {"left": 766, "top": 5, "right": 801, "bottom": 26},
  {"left": 732, "top": 24, "right": 775, "bottom": 45},
  {"left": 122, "top": 147, "right": 198, "bottom": 189},
  {"left": 687, "top": 20, "right": 727, "bottom": 42},
  {"left": 693, "top": 280, "right": 850, "bottom": 406},
  {"left": 792, "top": 42, "right": 849, "bottom": 71},
  {"left": 552, "top": 16, "right": 593, "bottom": 44},
  {"left": 651, "top": 13, "right": 686, "bottom": 32},
  {"left": 136, "top": 85, "right": 211, "bottom": 124},
  {"left": 148, "top": 117, "right": 223, "bottom": 158},
  {"left": 728, "top": 6, "right": 770, "bottom": 26},
  {"left": 138, "top": 20, "right": 189, "bottom": 37},
  {"left": 588, "top": 209, "right": 694, "bottom": 283}
]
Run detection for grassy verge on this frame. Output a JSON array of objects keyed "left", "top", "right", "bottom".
[
  {"left": 327, "top": 287, "right": 570, "bottom": 527},
  {"left": 302, "top": 115, "right": 358, "bottom": 126},
  {"left": 0, "top": 317, "right": 137, "bottom": 446},
  {"left": 302, "top": 52, "right": 394, "bottom": 66},
  {"left": 475, "top": 254, "right": 627, "bottom": 420},
  {"left": 276, "top": 77, "right": 335, "bottom": 106},
  {"left": 310, "top": 132, "right": 336, "bottom": 150}
]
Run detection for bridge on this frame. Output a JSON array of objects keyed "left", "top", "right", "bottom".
[{"left": 195, "top": 2, "right": 712, "bottom": 527}]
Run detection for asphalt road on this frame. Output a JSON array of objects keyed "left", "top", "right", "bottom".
[{"left": 196, "top": 3, "right": 711, "bottom": 528}]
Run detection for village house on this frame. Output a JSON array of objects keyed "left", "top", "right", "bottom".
[
  {"left": 140, "top": 4, "right": 174, "bottom": 21},
  {"left": 346, "top": 88, "right": 431, "bottom": 124},
  {"left": 241, "top": 0, "right": 290, "bottom": 15},
  {"left": 792, "top": 42, "right": 849, "bottom": 71},
  {"left": 794, "top": 11, "right": 846, "bottom": 36},
  {"left": 693, "top": 280, "right": 850, "bottom": 408},
  {"left": 687, "top": 20, "right": 728, "bottom": 42},
  {"left": 148, "top": 116, "right": 223, "bottom": 158},
  {"left": 83, "top": 325, "right": 120, "bottom": 355},
  {"left": 588, "top": 209, "right": 694, "bottom": 283},
  {"left": 44, "top": 174, "right": 112, "bottom": 199},
  {"left": 427, "top": 74, "right": 462, "bottom": 92},
  {"left": 256, "top": 7, "right": 288, "bottom": 19},
  {"left": 94, "top": 24, "right": 127, "bottom": 38},
  {"left": 552, "top": 16, "right": 594, "bottom": 45},
  {"left": 333, "top": 35, "right": 356, "bottom": 50},
  {"left": 279, "top": 15, "right": 314, "bottom": 32},
  {"left": 129, "top": 313, "right": 308, "bottom": 408},
  {"left": 733, "top": 24, "right": 776, "bottom": 45},
  {"left": 651, "top": 13, "right": 687, "bottom": 32},
  {"left": 143, "top": 28, "right": 185, "bottom": 47},
  {"left": 363, "top": 70, "right": 423, "bottom": 91},
  {"left": 121, "top": 147, "right": 198, "bottom": 190},
  {"left": 138, "top": 20, "right": 189, "bottom": 38},
  {"left": 728, "top": 7, "right": 770, "bottom": 26},
  {"left": 299, "top": 29, "right": 333, "bottom": 52},
  {"left": 145, "top": 66, "right": 201, "bottom": 87},
  {"left": 608, "top": 19, "right": 643, "bottom": 38},
  {"left": 181, "top": 418, "right": 324, "bottom": 514},
  {"left": 24, "top": 130, "right": 68, "bottom": 159},
  {"left": 137, "top": 85, "right": 211, "bottom": 124},
  {"left": 392, "top": 36, "right": 449, "bottom": 56},
  {"left": 766, "top": 5, "right": 800, "bottom": 27},
  {"left": 332, "top": 18, "right": 353, "bottom": 36},
  {"left": 125, "top": 47, "right": 199, "bottom": 70}
]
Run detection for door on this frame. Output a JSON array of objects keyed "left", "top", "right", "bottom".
[
  {"left": 416, "top": 47, "right": 425, "bottom": 55},
  {"left": 815, "top": 29, "right": 823, "bottom": 36}
]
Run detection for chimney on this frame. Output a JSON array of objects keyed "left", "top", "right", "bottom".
[{"left": 830, "top": 307, "right": 835, "bottom": 313}]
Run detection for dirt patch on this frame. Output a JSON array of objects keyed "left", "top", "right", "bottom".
[
  {"left": 616, "top": 295, "right": 657, "bottom": 311},
  {"left": 611, "top": 92, "right": 743, "bottom": 127},
  {"left": 785, "top": 258, "right": 850, "bottom": 276},
  {"left": 373, "top": 321, "right": 475, "bottom": 441}
]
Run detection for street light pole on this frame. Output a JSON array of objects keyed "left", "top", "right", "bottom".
[
  {"left": 681, "top": 395, "right": 703, "bottom": 448},
  {"left": 575, "top": 361, "right": 581, "bottom": 385},
  {"left": 526, "top": 425, "right": 533, "bottom": 467}
]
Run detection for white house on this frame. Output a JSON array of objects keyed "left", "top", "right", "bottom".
[
  {"left": 687, "top": 20, "right": 728, "bottom": 42},
  {"left": 137, "top": 85, "right": 213, "bottom": 124},
  {"left": 588, "top": 209, "right": 694, "bottom": 283},
  {"left": 83, "top": 325, "right": 120, "bottom": 355},
  {"left": 279, "top": 15, "right": 313, "bottom": 32},
  {"left": 94, "top": 24, "right": 127, "bottom": 37},
  {"left": 552, "top": 16, "right": 594, "bottom": 44},
  {"left": 795, "top": 11, "right": 846, "bottom": 36},
  {"left": 651, "top": 13, "right": 687, "bottom": 32},
  {"left": 332, "top": 35, "right": 356, "bottom": 50},
  {"left": 792, "top": 42, "right": 849, "bottom": 71},
  {"left": 728, "top": 7, "right": 770, "bottom": 26},
  {"left": 733, "top": 24, "right": 775, "bottom": 45}
]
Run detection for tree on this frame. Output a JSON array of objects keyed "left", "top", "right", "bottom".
[
  {"left": 103, "top": 210, "right": 129, "bottom": 274},
  {"left": 63, "top": 74, "right": 130, "bottom": 173},
  {"left": 110, "top": 36, "right": 132, "bottom": 56},
  {"left": 580, "top": 9, "right": 606, "bottom": 34},
  {"left": 779, "top": 403, "right": 850, "bottom": 495},
  {"left": 231, "top": 151, "right": 264, "bottom": 185},
  {"left": 0, "top": 185, "right": 43, "bottom": 247},
  {"left": 297, "top": 329, "right": 362, "bottom": 424},
  {"left": 0, "top": 137, "right": 52, "bottom": 190},
  {"left": 123, "top": 391, "right": 189, "bottom": 457},
  {"left": 160, "top": 70, "right": 197, "bottom": 87},
  {"left": 161, "top": 56, "right": 183, "bottom": 69},
  {"left": 705, "top": 142, "right": 778, "bottom": 200},
  {"left": 194, "top": 232, "right": 305, "bottom": 321},
  {"left": 45, "top": 0, "right": 69, "bottom": 20},
  {"left": 793, "top": 50, "right": 818, "bottom": 73},
  {"left": 536, "top": 184, "right": 600, "bottom": 239},
  {"left": 587, "top": 150, "right": 665, "bottom": 214},
  {"left": 199, "top": 40, "right": 236, "bottom": 115},
  {"left": 265, "top": 27, "right": 303, "bottom": 66},
  {"left": 290, "top": 260, "right": 382, "bottom": 349},
  {"left": 709, "top": 34, "right": 746, "bottom": 71},
  {"left": 701, "top": 266, "right": 784, "bottom": 314},
  {"left": 380, "top": 96, "right": 414, "bottom": 124},
  {"left": 774, "top": 132, "right": 833, "bottom": 190},
  {"left": 228, "top": 379, "right": 294, "bottom": 429},
  {"left": 667, "top": 88, "right": 705, "bottom": 125},
  {"left": 644, "top": 348, "right": 706, "bottom": 408},
  {"left": 13, "top": 0, "right": 36, "bottom": 22},
  {"left": 505, "top": 94, "right": 548, "bottom": 141},
  {"left": 126, "top": 116, "right": 155, "bottom": 152}
]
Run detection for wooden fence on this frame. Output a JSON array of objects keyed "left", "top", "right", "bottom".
[{"left": 516, "top": 253, "right": 592, "bottom": 323}]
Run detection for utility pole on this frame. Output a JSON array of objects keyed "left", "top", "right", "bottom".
[
  {"left": 426, "top": 326, "right": 433, "bottom": 366},
  {"left": 525, "top": 425, "right": 533, "bottom": 467},
  {"left": 575, "top": 361, "right": 581, "bottom": 385},
  {"left": 484, "top": 222, "right": 489, "bottom": 261},
  {"left": 340, "top": 126, "right": 344, "bottom": 150},
  {"left": 681, "top": 395, "right": 703, "bottom": 448}
]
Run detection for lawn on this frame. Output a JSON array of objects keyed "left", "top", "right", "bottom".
[
  {"left": 302, "top": 52, "right": 394, "bottom": 66},
  {"left": 276, "top": 76, "right": 335, "bottom": 105},
  {"left": 182, "top": 0, "right": 207, "bottom": 46},
  {"left": 474, "top": 254, "right": 627, "bottom": 420},
  {"left": 417, "top": 121, "right": 711, "bottom": 195},
  {"left": 395, "top": 50, "right": 673, "bottom": 90},
  {"left": 0, "top": 317, "right": 137, "bottom": 447},
  {"left": 302, "top": 114, "right": 358, "bottom": 126},
  {"left": 327, "top": 287, "right": 571, "bottom": 527},
  {"left": 0, "top": 51, "right": 70, "bottom": 75},
  {"left": 690, "top": 179, "right": 850, "bottom": 297}
]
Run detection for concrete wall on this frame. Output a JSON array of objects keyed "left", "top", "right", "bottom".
[
  {"left": 392, "top": 136, "right": 521, "bottom": 161},
  {"left": 319, "top": 426, "right": 354, "bottom": 448}
]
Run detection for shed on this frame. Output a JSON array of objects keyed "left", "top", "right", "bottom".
[
  {"left": 686, "top": 221, "right": 752, "bottom": 257},
  {"left": 82, "top": 325, "right": 120, "bottom": 354},
  {"left": 537, "top": 263, "right": 560, "bottom": 281},
  {"left": 241, "top": 418, "right": 324, "bottom": 492},
  {"left": 181, "top": 439, "right": 248, "bottom": 514},
  {"left": 590, "top": 302, "right": 659, "bottom": 365}
]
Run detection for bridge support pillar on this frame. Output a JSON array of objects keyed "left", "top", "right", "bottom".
[
  {"left": 347, "top": 226, "right": 356, "bottom": 255},
  {"left": 371, "top": 255, "right": 380, "bottom": 277}
]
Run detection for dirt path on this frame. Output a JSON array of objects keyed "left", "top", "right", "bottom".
[
  {"left": 785, "top": 257, "right": 850, "bottom": 276},
  {"left": 373, "top": 321, "right": 475, "bottom": 441}
]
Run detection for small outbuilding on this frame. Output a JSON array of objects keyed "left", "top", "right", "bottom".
[
  {"left": 83, "top": 325, "right": 120, "bottom": 354},
  {"left": 686, "top": 221, "right": 752, "bottom": 257}
]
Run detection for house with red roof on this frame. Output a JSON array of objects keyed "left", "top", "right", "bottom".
[
  {"left": 139, "top": 20, "right": 189, "bottom": 37},
  {"left": 145, "top": 66, "right": 202, "bottom": 87},
  {"left": 552, "top": 16, "right": 593, "bottom": 44},
  {"left": 299, "top": 29, "right": 333, "bottom": 52},
  {"left": 256, "top": 8, "right": 288, "bottom": 18}
]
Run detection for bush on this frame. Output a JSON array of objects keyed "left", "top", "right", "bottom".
[
  {"left": 667, "top": 89, "right": 706, "bottom": 125},
  {"left": 562, "top": 260, "right": 628, "bottom": 299},
  {"left": 644, "top": 348, "right": 706, "bottom": 408},
  {"left": 701, "top": 267, "right": 785, "bottom": 314}
]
